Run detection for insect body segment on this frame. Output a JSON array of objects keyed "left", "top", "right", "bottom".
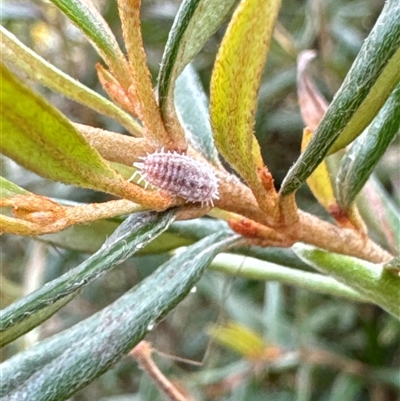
[{"left": 133, "top": 150, "right": 219, "bottom": 206}]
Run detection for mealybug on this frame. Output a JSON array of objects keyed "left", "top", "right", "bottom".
[{"left": 133, "top": 150, "right": 219, "bottom": 206}]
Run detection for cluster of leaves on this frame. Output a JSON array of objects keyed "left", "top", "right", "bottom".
[{"left": 1, "top": 0, "right": 399, "bottom": 400}]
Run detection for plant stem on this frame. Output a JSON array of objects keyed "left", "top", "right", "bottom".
[
  {"left": 209, "top": 253, "right": 367, "bottom": 303},
  {"left": 78, "top": 129, "right": 393, "bottom": 263},
  {"left": 297, "top": 211, "right": 392, "bottom": 263}
]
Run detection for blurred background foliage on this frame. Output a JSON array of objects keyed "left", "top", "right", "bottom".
[{"left": 1, "top": 0, "right": 399, "bottom": 400}]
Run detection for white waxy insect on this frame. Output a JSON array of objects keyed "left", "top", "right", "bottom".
[{"left": 132, "top": 150, "right": 219, "bottom": 206}]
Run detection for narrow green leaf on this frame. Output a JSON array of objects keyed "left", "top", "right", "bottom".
[
  {"left": 293, "top": 244, "right": 400, "bottom": 320},
  {"left": 38, "top": 219, "right": 120, "bottom": 254},
  {"left": 0, "top": 27, "right": 141, "bottom": 135},
  {"left": 0, "top": 64, "right": 124, "bottom": 191},
  {"left": 48, "top": 0, "right": 130, "bottom": 87},
  {"left": 330, "top": 47, "right": 400, "bottom": 153},
  {"left": 0, "top": 176, "right": 29, "bottom": 199},
  {"left": 0, "top": 210, "right": 177, "bottom": 346},
  {"left": 169, "top": 219, "right": 231, "bottom": 239},
  {"left": 158, "top": 0, "right": 238, "bottom": 117},
  {"left": 0, "top": 232, "right": 239, "bottom": 400},
  {"left": 175, "top": 64, "right": 219, "bottom": 163},
  {"left": 281, "top": 0, "right": 400, "bottom": 195},
  {"left": 337, "top": 83, "right": 400, "bottom": 208}
]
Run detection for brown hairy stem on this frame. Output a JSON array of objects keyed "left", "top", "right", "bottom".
[
  {"left": 76, "top": 126, "right": 392, "bottom": 263},
  {"left": 216, "top": 173, "right": 391, "bottom": 263},
  {"left": 117, "top": 0, "right": 186, "bottom": 150},
  {"left": 96, "top": 64, "right": 140, "bottom": 121},
  {"left": 297, "top": 212, "right": 392, "bottom": 263}
]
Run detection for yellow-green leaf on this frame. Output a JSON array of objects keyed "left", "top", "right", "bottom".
[
  {"left": 207, "top": 321, "right": 266, "bottom": 360},
  {"left": 293, "top": 244, "right": 400, "bottom": 320},
  {"left": 0, "top": 177, "right": 29, "bottom": 199},
  {"left": 0, "top": 64, "right": 125, "bottom": 192},
  {"left": 302, "top": 129, "right": 365, "bottom": 231},
  {"left": 0, "top": 27, "right": 141, "bottom": 136},
  {"left": 301, "top": 128, "right": 336, "bottom": 212},
  {"left": 210, "top": 0, "right": 282, "bottom": 211}
]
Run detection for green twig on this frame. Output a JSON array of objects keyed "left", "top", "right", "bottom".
[{"left": 209, "top": 253, "right": 367, "bottom": 303}]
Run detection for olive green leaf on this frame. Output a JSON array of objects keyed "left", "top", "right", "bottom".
[
  {"left": 158, "top": 0, "right": 239, "bottom": 148},
  {"left": 0, "top": 27, "right": 141, "bottom": 135},
  {"left": 210, "top": 0, "right": 282, "bottom": 212},
  {"left": 1, "top": 64, "right": 127, "bottom": 193}
]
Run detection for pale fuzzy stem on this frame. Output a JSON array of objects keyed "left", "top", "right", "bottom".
[
  {"left": 1, "top": 199, "right": 146, "bottom": 236},
  {"left": 215, "top": 171, "right": 392, "bottom": 263},
  {"left": 297, "top": 212, "right": 392, "bottom": 263},
  {"left": 78, "top": 128, "right": 392, "bottom": 263},
  {"left": 117, "top": 0, "right": 187, "bottom": 150},
  {"left": 74, "top": 124, "right": 156, "bottom": 164}
]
